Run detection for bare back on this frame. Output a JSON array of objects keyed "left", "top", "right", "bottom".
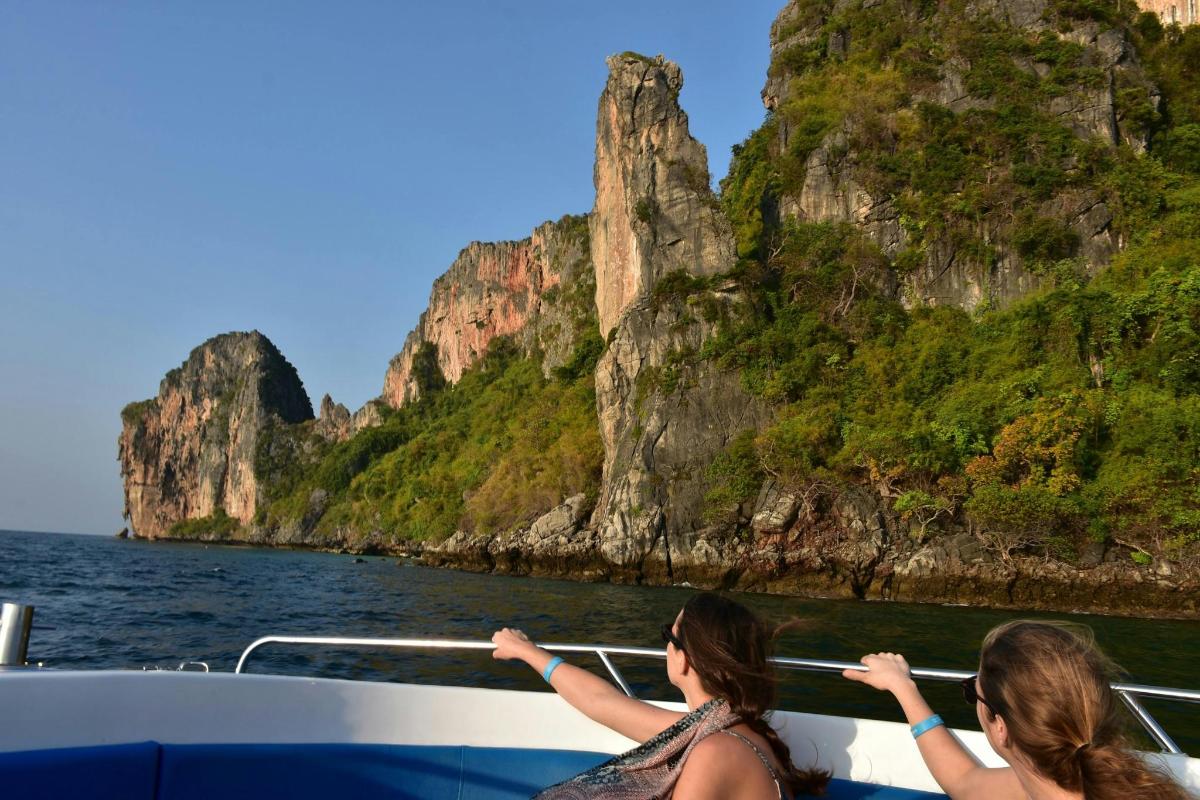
[{"left": 673, "top": 723, "right": 786, "bottom": 800}]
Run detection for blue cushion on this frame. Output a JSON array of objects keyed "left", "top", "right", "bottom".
[
  {"left": 157, "top": 743, "right": 613, "bottom": 800},
  {"left": 0, "top": 740, "right": 946, "bottom": 800},
  {"left": 158, "top": 743, "right": 466, "bottom": 800},
  {"left": 815, "top": 777, "right": 946, "bottom": 799},
  {"left": 460, "top": 746, "right": 610, "bottom": 798},
  {"left": 0, "top": 740, "right": 159, "bottom": 800}
]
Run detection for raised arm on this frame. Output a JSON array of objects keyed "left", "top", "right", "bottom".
[
  {"left": 842, "top": 653, "right": 1022, "bottom": 800},
  {"left": 491, "top": 627, "right": 684, "bottom": 744}
]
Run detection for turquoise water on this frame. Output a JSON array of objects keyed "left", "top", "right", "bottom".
[{"left": 2, "top": 529, "right": 1197, "bottom": 754}]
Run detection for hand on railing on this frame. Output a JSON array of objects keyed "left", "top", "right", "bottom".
[
  {"left": 491, "top": 628, "right": 540, "bottom": 662},
  {"left": 842, "top": 653, "right": 915, "bottom": 695}
]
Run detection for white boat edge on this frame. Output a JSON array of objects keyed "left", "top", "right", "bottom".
[{"left": 1, "top": 670, "right": 1196, "bottom": 794}]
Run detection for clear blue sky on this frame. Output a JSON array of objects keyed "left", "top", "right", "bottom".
[{"left": 0, "top": 1, "right": 782, "bottom": 535}]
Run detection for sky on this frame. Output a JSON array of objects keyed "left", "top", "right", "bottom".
[{"left": 0, "top": 1, "right": 783, "bottom": 535}]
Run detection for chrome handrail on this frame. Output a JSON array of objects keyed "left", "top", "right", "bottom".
[{"left": 234, "top": 636, "right": 1197, "bottom": 755}]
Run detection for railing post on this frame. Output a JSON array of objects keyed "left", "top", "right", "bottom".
[
  {"left": 0, "top": 603, "right": 34, "bottom": 667},
  {"left": 1117, "top": 690, "right": 1183, "bottom": 754},
  {"left": 596, "top": 651, "right": 635, "bottom": 697}
]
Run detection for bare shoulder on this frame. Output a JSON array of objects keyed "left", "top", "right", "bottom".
[
  {"left": 673, "top": 735, "right": 779, "bottom": 800},
  {"left": 958, "top": 766, "right": 1024, "bottom": 799}
]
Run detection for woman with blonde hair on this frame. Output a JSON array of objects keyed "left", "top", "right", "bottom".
[
  {"left": 843, "top": 620, "right": 1192, "bottom": 799},
  {"left": 492, "top": 591, "right": 828, "bottom": 799}
]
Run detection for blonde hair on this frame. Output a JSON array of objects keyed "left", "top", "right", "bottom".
[{"left": 978, "top": 621, "right": 1190, "bottom": 800}]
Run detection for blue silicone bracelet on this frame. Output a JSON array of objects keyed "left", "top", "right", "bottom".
[
  {"left": 542, "top": 656, "right": 564, "bottom": 683},
  {"left": 911, "top": 714, "right": 944, "bottom": 739}
]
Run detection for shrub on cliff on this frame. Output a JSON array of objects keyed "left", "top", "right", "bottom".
[
  {"left": 168, "top": 509, "right": 239, "bottom": 539},
  {"left": 120, "top": 399, "right": 156, "bottom": 427}
]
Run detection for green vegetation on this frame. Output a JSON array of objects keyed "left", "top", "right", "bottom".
[
  {"left": 699, "top": 178, "right": 1200, "bottom": 560},
  {"left": 168, "top": 509, "right": 240, "bottom": 539},
  {"left": 700, "top": 0, "right": 1200, "bottom": 562},
  {"left": 618, "top": 50, "right": 656, "bottom": 65},
  {"left": 634, "top": 196, "right": 658, "bottom": 224},
  {"left": 120, "top": 399, "right": 156, "bottom": 427},
  {"left": 259, "top": 336, "right": 604, "bottom": 543}
]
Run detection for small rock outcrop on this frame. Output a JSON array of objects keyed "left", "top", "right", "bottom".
[
  {"left": 591, "top": 53, "right": 736, "bottom": 338},
  {"left": 313, "top": 394, "right": 353, "bottom": 442},
  {"left": 381, "top": 215, "right": 592, "bottom": 407},
  {"left": 118, "top": 331, "right": 313, "bottom": 538},
  {"left": 424, "top": 493, "right": 604, "bottom": 577}
]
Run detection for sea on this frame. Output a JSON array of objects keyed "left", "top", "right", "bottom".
[{"left": 2, "top": 529, "right": 1197, "bottom": 754}]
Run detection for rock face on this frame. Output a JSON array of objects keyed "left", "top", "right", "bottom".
[
  {"left": 591, "top": 54, "right": 736, "bottom": 338},
  {"left": 591, "top": 293, "right": 771, "bottom": 581},
  {"left": 725, "top": 483, "right": 1197, "bottom": 618},
  {"left": 118, "top": 331, "right": 313, "bottom": 538},
  {"left": 586, "top": 54, "right": 769, "bottom": 581},
  {"left": 424, "top": 493, "right": 606, "bottom": 578},
  {"left": 426, "top": 471, "right": 1198, "bottom": 617},
  {"left": 760, "top": 0, "right": 1157, "bottom": 310},
  {"left": 381, "top": 215, "right": 592, "bottom": 407}
]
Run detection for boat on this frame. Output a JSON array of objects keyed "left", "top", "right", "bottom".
[{"left": 1, "top": 612, "right": 1198, "bottom": 799}]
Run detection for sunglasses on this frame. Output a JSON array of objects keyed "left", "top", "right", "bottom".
[
  {"left": 660, "top": 623, "right": 685, "bottom": 652},
  {"left": 960, "top": 675, "right": 999, "bottom": 717}
]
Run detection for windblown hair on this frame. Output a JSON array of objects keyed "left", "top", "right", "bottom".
[
  {"left": 676, "top": 592, "right": 830, "bottom": 797},
  {"left": 978, "top": 621, "right": 1190, "bottom": 800}
]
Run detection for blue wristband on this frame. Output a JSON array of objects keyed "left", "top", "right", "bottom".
[
  {"left": 542, "top": 656, "right": 564, "bottom": 683},
  {"left": 911, "top": 714, "right": 944, "bottom": 739}
]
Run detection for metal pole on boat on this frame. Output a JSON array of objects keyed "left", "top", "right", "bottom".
[{"left": 0, "top": 603, "right": 34, "bottom": 667}]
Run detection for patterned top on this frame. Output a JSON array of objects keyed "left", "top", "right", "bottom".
[{"left": 532, "top": 699, "right": 786, "bottom": 800}]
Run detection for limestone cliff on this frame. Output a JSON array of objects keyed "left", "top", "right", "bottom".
[
  {"left": 381, "top": 215, "right": 592, "bottom": 407},
  {"left": 587, "top": 54, "right": 768, "bottom": 581},
  {"left": 758, "top": 0, "right": 1159, "bottom": 310},
  {"left": 113, "top": 5, "right": 1198, "bottom": 618},
  {"left": 591, "top": 54, "right": 736, "bottom": 338},
  {"left": 118, "top": 331, "right": 313, "bottom": 538}
]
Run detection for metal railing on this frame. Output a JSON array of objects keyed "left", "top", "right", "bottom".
[{"left": 235, "top": 636, "right": 1199, "bottom": 755}]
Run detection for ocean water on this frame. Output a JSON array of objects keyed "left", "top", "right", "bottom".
[{"left": 2, "top": 529, "right": 1197, "bottom": 754}]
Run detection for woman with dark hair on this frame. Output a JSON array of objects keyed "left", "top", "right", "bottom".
[
  {"left": 491, "top": 591, "right": 829, "bottom": 799},
  {"left": 843, "top": 620, "right": 1191, "bottom": 800}
]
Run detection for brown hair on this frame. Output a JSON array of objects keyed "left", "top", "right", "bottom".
[
  {"left": 676, "top": 592, "right": 830, "bottom": 797},
  {"left": 978, "top": 621, "right": 1190, "bottom": 800}
]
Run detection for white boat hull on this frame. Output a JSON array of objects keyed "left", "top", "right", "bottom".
[{"left": 1, "top": 670, "right": 1196, "bottom": 794}]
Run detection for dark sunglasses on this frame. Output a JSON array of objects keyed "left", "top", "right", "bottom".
[
  {"left": 660, "top": 623, "right": 685, "bottom": 652},
  {"left": 961, "top": 675, "right": 999, "bottom": 716}
]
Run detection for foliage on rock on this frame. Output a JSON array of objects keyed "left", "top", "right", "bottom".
[{"left": 705, "top": 1, "right": 1200, "bottom": 563}]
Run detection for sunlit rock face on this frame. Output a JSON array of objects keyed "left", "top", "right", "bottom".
[
  {"left": 590, "top": 53, "right": 736, "bottom": 340},
  {"left": 118, "top": 331, "right": 312, "bottom": 538},
  {"left": 381, "top": 215, "right": 591, "bottom": 407}
]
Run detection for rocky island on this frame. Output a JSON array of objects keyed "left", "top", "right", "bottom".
[{"left": 120, "top": 0, "right": 1200, "bottom": 618}]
